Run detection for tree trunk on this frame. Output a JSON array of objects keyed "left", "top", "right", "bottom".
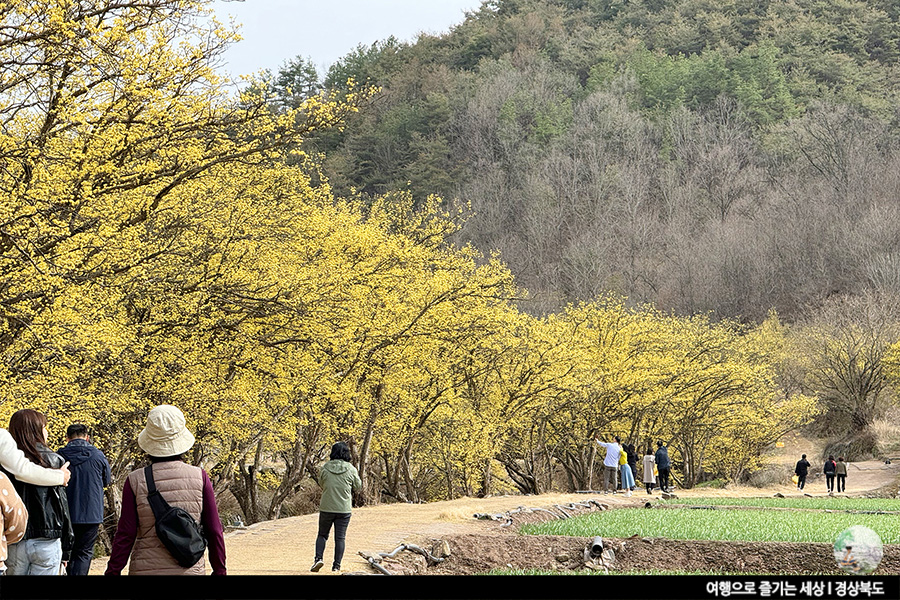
[
  {"left": 266, "top": 422, "right": 318, "bottom": 520},
  {"left": 355, "top": 383, "right": 381, "bottom": 506},
  {"left": 231, "top": 439, "right": 265, "bottom": 524},
  {"left": 500, "top": 457, "right": 540, "bottom": 495},
  {"left": 401, "top": 446, "right": 418, "bottom": 502},
  {"left": 480, "top": 458, "right": 492, "bottom": 497}
]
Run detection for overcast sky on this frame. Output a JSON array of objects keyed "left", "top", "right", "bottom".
[{"left": 212, "top": 0, "right": 484, "bottom": 79}]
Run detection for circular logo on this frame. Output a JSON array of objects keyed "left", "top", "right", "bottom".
[{"left": 833, "top": 525, "right": 883, "bottom": 574}]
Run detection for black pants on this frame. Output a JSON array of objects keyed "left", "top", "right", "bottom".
[
  {"left": 826, "top": 473, "right": 835, "bottom": 492},
  {"left": 837, "top": 474, "right": 846, "bottom": 493},
  {"left": 797, "top": 474, "right": 807, "bottom": 490},
  {"left": 66, "top": 523, "right": 99, "bottom": 576},
  {"left": 315, "top": 511, "right": 351, "bottom": 569},
  {"left": 658, "top": 467, "right": 670, "bottom": 492}
]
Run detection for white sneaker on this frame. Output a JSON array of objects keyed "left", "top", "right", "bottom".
[
  {"left": 625, "top": 491, "right": 632, "bottom": 497},
  {"left": 311, "top": 560, "right": 324, "bottom": 572}
]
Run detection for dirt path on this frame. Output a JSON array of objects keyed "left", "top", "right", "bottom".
[{"left": 88, "top": 458, "right": 900, "bottom": 575}]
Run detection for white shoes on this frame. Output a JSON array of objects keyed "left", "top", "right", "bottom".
[{"left": 311, "top": 560, "right": 324, "bottom": 572}]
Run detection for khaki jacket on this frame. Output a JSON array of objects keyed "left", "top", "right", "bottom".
[{"left": 318, "top": 460, "right": 361, "bottom": 514}]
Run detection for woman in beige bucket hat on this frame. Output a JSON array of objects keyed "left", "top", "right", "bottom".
[{"left": 105, "top": 405, "right": 226, "bottom": 575}]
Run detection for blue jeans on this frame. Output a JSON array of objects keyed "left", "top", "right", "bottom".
[{"left": 6, "top": 538, "right": 63, "bottom": 575}]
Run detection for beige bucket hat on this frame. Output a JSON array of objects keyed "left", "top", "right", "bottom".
[{"left": 137, "top": 405, "right": 195, "bottom": 457}]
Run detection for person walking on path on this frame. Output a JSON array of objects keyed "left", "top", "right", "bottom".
[
  {"left": 835, "top": 456, "right": 848, "bottom": 493},
  {"left": 619, "top": 444, "right": 635, "bottom": 497},
  {"left": 594, "top": 436, "right": 622, "bottom": 494},
  {"left": 57, "top": 424, "right": 111, "bottom": 576},
  {"left": 795, "top": 454, "right": 810, "bottom": 490},
  {"left": 311, "top": 442, "right": 361, "bottom": 573},
  {"left": 2, "top": 409, "right": 74, "bottom": 575},
  {"left": 642, "top": 446, "right": 656, "bottom": 494},
  {"left": 824, "top": 455, "right": 837, "bottom": 495},
  {"left": 655, "top": 441, "right": 671, "bottom": 493},
  {"left": 0, "top": 471, "right": 27, "bottom": 576},
  {"left": 105, "top": 405, "right": 226, "bottom": 575}
]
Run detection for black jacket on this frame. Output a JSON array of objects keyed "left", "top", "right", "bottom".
[
  {"left": 655, "top": 446, "right": 671, "bottom": 469},
  {"left": 625, "top": 445, "right": 638, "bottom": 468},
  {"left": 57, "top": 438, "right": 111, "bottom": 524},
  {"left": 795, "top": 459, "right": 810, "bottom": 477},
  {"left": 824, "top": 460, "right": 837, "bottom": 475},
  {"left": 1, "top": 444, "right": 74, "bottom": 561}
]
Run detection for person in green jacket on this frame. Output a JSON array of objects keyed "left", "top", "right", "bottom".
[{"left": 311, "top": 442, "right": 361, "bottom": 573}]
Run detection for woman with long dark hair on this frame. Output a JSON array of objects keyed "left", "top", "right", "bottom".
[
  {"left": 3, "top": 409, "right": 73, "bottom": 575},
  {"left": 311, "top": 442, "right": 361, "bottom": 573}
]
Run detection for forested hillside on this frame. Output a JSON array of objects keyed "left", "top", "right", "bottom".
[{"left": 280, "top": 0, "right": 900, "bottom": 321}]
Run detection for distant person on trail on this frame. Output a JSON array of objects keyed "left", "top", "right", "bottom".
[
  {"left": 794, "top": 454, "right": 810, "bottom": 490},
  {"left": 824, "top": 455, "right": 837, "bottom": 494},
  {"left": 57, "top": 424, "right": 111, "bottom": 576},
  {"left": 835, "top": 457, "right": 847, "bottom": 493},
  {"left": 655, "top": 441, "right": 671, "bottom": 493},
  {"left": 311, "top": 442, "right": 361, "bottom": 573},
  {"left": 594, "top": 435, "right": 622, "bottom": 494},
  {"left": 619, "top": 444, "right": 635, "bottom": 497},
  {"left": 642, "top": 446, "right": 656, "bottom": 494}
]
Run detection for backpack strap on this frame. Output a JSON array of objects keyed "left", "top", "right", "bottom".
[
  {"left": 144, "top": 464, "right": 157, "bottom": 494},
  {"left": 144, "top": 464, "right": 170, "bottom": 520}
]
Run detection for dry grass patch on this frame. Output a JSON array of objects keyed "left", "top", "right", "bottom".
[{"left": 873, "top": 408, "right": 900, "bottom": 455}]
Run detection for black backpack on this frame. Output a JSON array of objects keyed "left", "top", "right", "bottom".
[{"left": 144, "top": 465, "right": 207, "bottom": 568}]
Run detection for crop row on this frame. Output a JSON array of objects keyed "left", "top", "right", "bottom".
[
  {"left": 521, "top": 508, "right": 900, "bottom": 544},
  {"left": 657, "top": 496, "right": 900, "bottom": 512}
]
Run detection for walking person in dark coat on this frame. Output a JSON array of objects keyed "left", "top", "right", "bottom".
[
  {"left": 794, "top": 454, "right": 810, "bottom": 490},
  {"left": 824, "top": 455, "right": 837, "bottom": 494},
  {"left": 655, "top": 441, "right": 671, "bottom": 493},
  {"left": 57, "top": 424, "right": 111, "bottom": 575}
]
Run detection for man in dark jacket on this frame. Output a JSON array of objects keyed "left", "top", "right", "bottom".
[
  {"left": 795, "top": 454, "right": 810, "bottom": 490},
  {"left": 57, "top": 424, "right": 111, "bottom": 575},
  {"left": 655, "top": 441, "right": 671, "bottom": 493}
]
